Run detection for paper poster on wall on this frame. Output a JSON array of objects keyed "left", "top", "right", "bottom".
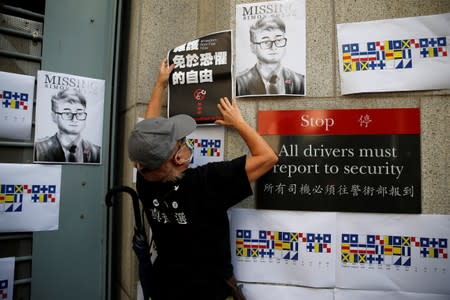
[
  {"left": 34, "top": 71, "right": 105, "bottom": 164},
  {"left": 336, "top": 213, "right": 450, "bottom": 294},
  {"left": 230, "top": 208, "right": 336, "bottom": 287},
  {"left": 235, "top": 0, "right": 306, "bottom": 97},
  {"left": 0, "top": 257, "right": 14, "bottom": 300},
  {"left": 168, "top": 30, "right": 232, "bottom": 124},
  {"left": 335, "top": 289, "right": 450, "bottom": 300},
  {"left": 230, "top": 209, "right": 450, "bottom": 297},
  {"left": 0, "top": 71, "right": 35, "bottom": 140},
  {"left": 186, "top": 125, "right": 224, "bottom": 168},
  {"left": 337, "top": 13, "right": 450, "bottom": 94},
  {"left": 241, "top": 283, "right": 334, "bottom": 300},
  {"left": 256, "top": 108, "right": 421, "bottom": 213},
  {"left": 0, "top": 163, "right": 62, "bottom": 232}
]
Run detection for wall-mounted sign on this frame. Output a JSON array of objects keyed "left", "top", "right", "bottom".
[
  {"left": 0, "top": 71, "right": 35, "bottom": 140},
  {"left": 186, "top": 125, "right": 224, "bottom": 168},
  {"left": 0, "top": 257, "right": 14, "bottom": 300},
  {"left": 34, "top": 71, "right": 105, "bottom": 164},
  {"left": 337, "top": 13, "right": 450, "bottom": 94},
  {"left": 256, "top": 108, "right": 420, "bottom": 213},
  {"left": 168, "top": 30, "right": 232, "bottom": 124},
  {"left": 235, "top": 0, "right": 306, "bottom": 97},
  {"left": 0, "top": 163, "right": 62, "bottom": 232},
  {"left": 230, "top": 208, "right": 450, "bottom": 296}
]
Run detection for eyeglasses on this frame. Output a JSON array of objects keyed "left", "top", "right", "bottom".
[
  {"left": 54, "top": 112, "right": 87, "bottom": 120},
  {"left": 253, "top": 38, "right": 287, "bottom": 50}
]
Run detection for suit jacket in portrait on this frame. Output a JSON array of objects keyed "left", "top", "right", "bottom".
[
  {"left": 236, "top": 65, "right": 305, "bottom": 96},
  {"left": 34, "top": 134, "right": 101, "bottom": 163}
]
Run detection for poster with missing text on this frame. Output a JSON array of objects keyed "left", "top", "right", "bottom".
[
  {"left": 337, "top": 13, "right": 450, "bottom": 94},
  {"left": 33, "top": 71, "right": 105, "bottom": 164},
  {"left": 256, "top": 108, "right": 421, "bottom": 213},
  {"left": 0, "top": 71, "right": 35, "bottom": 140},
  {"left": 0, "top": 257, "right": 14, "bottom": 300},
  {"left": 235, "top": 0, "right": 306, "bottom": 97},
  {"left": 167, "top": 30, "right": 232, "bottom": 124}
]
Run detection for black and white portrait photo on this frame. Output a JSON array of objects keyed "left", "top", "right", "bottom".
[
  {"left": 235, "top": 0, "right": 306, "bottom": 97},
  {"left": 33, "top": 71, "right": 105, "bottom": 164}
]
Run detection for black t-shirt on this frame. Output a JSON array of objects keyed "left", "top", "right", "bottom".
[{"left": 136, "top": 155, "right": 252, "bottom": 300}]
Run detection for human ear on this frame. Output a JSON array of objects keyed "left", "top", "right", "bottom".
[
  {"left": 174, "top": 150, "right": 190, "bottom": 166},
  {"left": 51, "top": 111, "right": 58, "bottom": 123},
  {"left": 250, "top": 43, "right": 257, "bottom": 55},
  {"left": 174, "top": 153, "right": 185, "bottom": 165}
]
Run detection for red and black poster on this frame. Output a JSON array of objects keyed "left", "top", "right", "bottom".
[
  {"left": 256, "top": 108, "right": 421, "bottom": 213},
  {"left": 168, "top": 30, "right": 232, "bottom": 124}
]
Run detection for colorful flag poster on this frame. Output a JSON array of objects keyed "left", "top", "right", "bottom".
[
  {"left": 230, "top": 208, "right": 336, "bottom": 287},
  {"left": 34, "top": 71, "right": 105, "bottom": 164},
  {"left": 0, "top": 163, "right": 62, "bottom": 232},
  {"left": 168, "top": 30, "right": 232, "bottom": 124},
  {"left": 186, "top": 125, "right": 224, "bottom": 168},
  {"left": 336, "top": 213, "right": 450, "bottom": 295},
  {"left": 241, "top": 283, "right": 334, "bottom": 300},
  {"left": 230, "top": 209, "right": 450, "bottom": 297},
  {"left": 235, "top": 0, "right": 306, "bottom": 97},
  {"left": 337, "top": 13, "right": 450, "bottom": 94},
  {"left": 335, "top": 289, "right": 450, "bottom": 300},
  {"left": 256, "top": 108, "right": 421, "bottom": 213},
  {"left": 0, "top": 71, "right": 35, "bottom": 140},
  {"left": 0, "top": 257, "right": 14, "bottom": 300}
]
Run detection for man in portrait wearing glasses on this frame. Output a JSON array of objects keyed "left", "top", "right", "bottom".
[
  {"left": 236, "top": 15, "right": 304, "bottom": 96},
  {"left": 34, "top": 88, "right": 101, "bottom": 163}
]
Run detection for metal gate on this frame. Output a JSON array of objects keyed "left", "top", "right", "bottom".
[
  {"left": 0, "top": 0, "right": 119, "bottom": 299},
  {"left": 0, "top": 2, "right": 45, "bottom": 299}
]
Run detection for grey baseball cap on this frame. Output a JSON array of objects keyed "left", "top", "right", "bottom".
[{"left": 128, "top": 115, "right": 196, "bottom": 171}]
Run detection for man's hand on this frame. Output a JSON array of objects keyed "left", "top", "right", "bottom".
[
  {"left": 155, "top": 58, "right": 175, "bottom": 88},
  {"left": 215, "top": 97, "right": 245, "bottom": 128},
  {"left": 215, "top": 96, "right": 278, "bottom": 182},
  {"left": 145, "top": 58, "right": 175, "bottom": 118}
]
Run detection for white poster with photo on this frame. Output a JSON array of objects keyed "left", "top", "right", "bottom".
[
  {"left": 34, "top": 71, "right": 105, "bottom": 164},
  {"left": 0, "top": 163, "right": 62, "bottom": 232},
  {"left": 0, "top": 257, "right": 14, "bottom": 300},
  {"left": 241, "top": 283, "right": 334, "bottom": 300},
  {"left": 230, "top": 208, "right": 336, "bottom": 287},
  {"left": 335, "top": 289, "right": 450, "bottom": 300},
  {"left": 337, "top": 13, "right": 450, "bottom": 94},
  {"left": 0, "top": 71, "right": 35, "bottom": 140},
  {"left": 235, "top": 0, "right": 306, "bottom": 97},
  {"left": 336, "top": 213, "right": 450, "bottom": 294},
  {"left": 186, "top": 125, "right": 224, "bottom": 168}
]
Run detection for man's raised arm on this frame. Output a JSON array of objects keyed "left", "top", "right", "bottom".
[
  {"left": 215, "top": 97, "right": 278, "bottom": 182},
  {"left": 145, "top": 58, "right": 175, "bottom": 119}
]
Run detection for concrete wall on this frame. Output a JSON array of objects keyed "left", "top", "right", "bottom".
[{"left": 115, "top": 1, "right": 450, "bottom": 299}]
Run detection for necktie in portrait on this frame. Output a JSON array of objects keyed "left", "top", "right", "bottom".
[
  {"left": 268, "top": 74, "right": 279, "bottom": 94},
  {"left": 69, "top": 145, "right": 77, "bottom": 162}
]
